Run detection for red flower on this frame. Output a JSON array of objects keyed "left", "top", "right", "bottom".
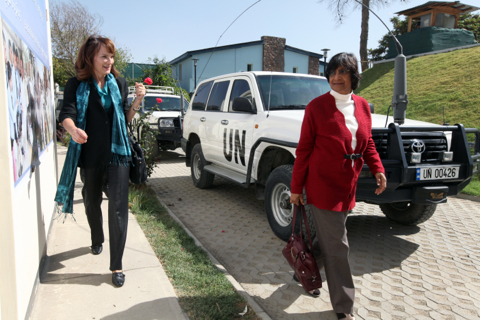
[
  {"left": 144, "top": 77, "right": 153, "bottom": 85},
  {"left": 156, "top": 98, "right": 162, "bottom": 104}
]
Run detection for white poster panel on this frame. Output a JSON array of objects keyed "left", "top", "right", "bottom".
[{"left": 1, "top": 1, "right": 54, "bottom": 188}]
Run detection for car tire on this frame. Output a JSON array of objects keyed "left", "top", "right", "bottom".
[
  {"left": 265, "top": 165, "right": 316, "bottom": 241},
  {"left": 379, "top": 202, "right": 437, "bottom": 225},
  {"left": 191, "top": 143, "right": 214, "bottom": 189}
]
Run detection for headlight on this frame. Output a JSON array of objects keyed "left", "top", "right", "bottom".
[{"left": 159, "top": 119, "right": 174, "bottom": 128}]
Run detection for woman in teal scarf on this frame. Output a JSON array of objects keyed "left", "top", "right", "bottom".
[{"left": 56, "top": 35, "right": 145, "bottom": 287}]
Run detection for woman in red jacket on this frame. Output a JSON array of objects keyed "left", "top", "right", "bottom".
[{"left": 290, "top": 52, "right": 387, "bottom": 320}]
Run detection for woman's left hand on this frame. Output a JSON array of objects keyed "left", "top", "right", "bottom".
[
  {"left": 135, "top": 82, "right": 145, "bottom": 99},
  {"left": 375, "top": 172, "right": 387, "bottom": 195}
]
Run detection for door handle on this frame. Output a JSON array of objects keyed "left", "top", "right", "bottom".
[
  {"left": 200, "top": 117, "right": 206, "bottom": 122},
  {"left": 221, "top": 120, "right": 229, "bottom": 125}
]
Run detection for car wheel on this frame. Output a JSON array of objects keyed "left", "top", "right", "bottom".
[
  {"left": 191, "top": 144, "right": 214, "bottom": 189},
  {"left": 265, "top": 165, "right": 316, "bottom": 241},
  {"left": 379, "top": 202, "right": 437, "bottom": 225}
]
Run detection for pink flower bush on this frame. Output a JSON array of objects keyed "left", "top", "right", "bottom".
[
  {"left": 144, "top": 77, "right": 153, "bottom": 85},
  {"left": 156, "top": 98, "right": 162, "bottom": 104}
]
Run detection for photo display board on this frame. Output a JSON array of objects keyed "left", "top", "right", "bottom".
[{"left": 1, "top": 0, "right": 54, "bottom": 187}]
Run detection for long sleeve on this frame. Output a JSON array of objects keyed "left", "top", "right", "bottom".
[
  {"left": 59, "top": 77, "right": 80, "bottom": 124},
  {"left": 291, "top": 103, "right": 316, "bottom": 194},
  {"left": 363, "top": 135, "right": 384, "bottom": 175}
]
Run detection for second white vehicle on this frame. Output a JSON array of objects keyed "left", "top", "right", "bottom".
[{"left": 129, "top": 85, "right": 189, "bottom": 155}]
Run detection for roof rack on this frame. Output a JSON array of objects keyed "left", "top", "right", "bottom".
[{"left": 128, "top": 85, "right": 175, "bottom": 95}]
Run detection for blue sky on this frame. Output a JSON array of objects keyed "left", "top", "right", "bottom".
[{"left": 72, "top": 0, "right": 468, "bottom": 64}]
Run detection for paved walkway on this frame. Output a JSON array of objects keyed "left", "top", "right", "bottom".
[
  {"left": 148, "top": 150, "right": 480, "bottom": 320},
  {"left": 31, "top": 146, "right": 480, "bottom": 319},
  {"left": 30, "top": 146, "right": 187, "bottom": 320}
]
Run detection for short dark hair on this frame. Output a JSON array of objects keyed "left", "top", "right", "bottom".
[
  {"left": 325, "top": 52, "right": 362, "bottom": 91},
  {"left": 75, "top": 35, "right": 119, "bottom": 81}
]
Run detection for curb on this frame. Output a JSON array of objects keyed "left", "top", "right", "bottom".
[
  {"left": 452, "top": 193, "right": 480, "bottom": 203},
  {"left": 151, "top": 188, "right": 272, "bottom": 320}
]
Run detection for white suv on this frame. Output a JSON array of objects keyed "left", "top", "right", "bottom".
[
  {"left": 181, "top": 71, "right": 474, "bottom": 241},
  {"left": 128, "top": 85, "right": 189, "bottom": 155},
  {"left": 181, "top": 72, "right": 331, "bottom": 240}
]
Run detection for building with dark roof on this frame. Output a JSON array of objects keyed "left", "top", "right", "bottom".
[{"left": 169, "top": 36, "right": 326, "bottom": 93}]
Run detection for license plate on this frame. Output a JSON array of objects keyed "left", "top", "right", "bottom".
[{"left": 416, "top": 166, "right": 460, "bottom": 181}]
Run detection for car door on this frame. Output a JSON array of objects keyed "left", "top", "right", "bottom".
[
  {"left": 201, "top": 80, "right": 231, "bottom": 164},
  {"left": 217, "top": 77, "right": 257, "bottom": 174}
]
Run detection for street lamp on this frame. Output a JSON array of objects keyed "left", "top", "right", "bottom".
[
  {"left": 321, "top": 48, "right": 330, "bottom": 76},
  {"left": 193, "top": 58, "right": 199, "bottom": 89}
]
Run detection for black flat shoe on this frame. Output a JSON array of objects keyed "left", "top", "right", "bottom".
[
  {"left": 112, "top": 272, "right": 125, "bottom": 287},
  {"left": 91, "top": 245, "right": 103, "bottom": 255},
  {"left": 336, "top": 313, "right": 355, "bottom": 320},
  {"left": 293, "top": 274, "right": 320, "bottom": 297}
]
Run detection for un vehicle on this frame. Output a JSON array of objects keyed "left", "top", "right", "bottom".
[
  {"left": 181, "top": 71, "right": 480, "bottom": 241},
  {"left": 129, "top": 86, "right": 189, "bottom": 156}
]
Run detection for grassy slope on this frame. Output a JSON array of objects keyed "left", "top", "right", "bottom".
[
  {"left": 356, "top": 46, "right": 480, "bottom": 196},
  {"left": 356, "top": 46, "right": 480, "bottom": 130}
]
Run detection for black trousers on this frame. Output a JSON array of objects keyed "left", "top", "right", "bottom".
[{"left": 80, "top": 164, "right": 130, "bottom": 271}]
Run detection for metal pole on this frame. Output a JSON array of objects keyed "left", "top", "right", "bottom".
[
  {"left": 193, "top": 58, "right": 199, "bottom": 88},
  {"left": 321, "top": 48, "right": 330, "bottom": 76}
]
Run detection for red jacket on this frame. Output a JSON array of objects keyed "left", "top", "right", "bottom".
[{"left": 291, "top": 92, "right": 384, "bottom": 212}]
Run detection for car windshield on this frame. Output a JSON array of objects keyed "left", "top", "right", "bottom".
[
  {"left": 256, "top": 75, "right": 331, "bottom": 110},
  {"left": 144, "top": 96, "right": 181, "bottom": 111}
]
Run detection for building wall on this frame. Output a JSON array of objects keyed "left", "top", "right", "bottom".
[
  {"left": 170, "top": 37, "right": 326, "bottom": 93},
  {"left": 235, "top": 45, "right": 263, "bottom": 73},
  {"left": 284, "top": 50, "right": 308, "bottom": 74},
  {"left": 172, "top": 44, "right": 263, "bottom": 93}
]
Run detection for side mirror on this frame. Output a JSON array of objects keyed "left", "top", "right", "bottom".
[
  {"left": 232, "top": 97, "right": 256, "bottom": 114},
  {"left": 369, "top": 103, "right": 374, "bottom": 114}
]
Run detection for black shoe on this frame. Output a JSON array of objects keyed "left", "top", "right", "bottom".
[
  {"left": 91, "top": 245, "right": 103, "bottom": 255},
  {"left": 112, "top": 272, "right": 125, "bottom": 287},
  {"left": 336, "top": 313, "right": 355, "bottom": 320},
  {"left": 293, "top": 274, "right": 320, "bottom": 297}
]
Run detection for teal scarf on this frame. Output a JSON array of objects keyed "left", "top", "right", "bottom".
[{"left": 54, "top": 74, "right": 131, "bottom": 214}]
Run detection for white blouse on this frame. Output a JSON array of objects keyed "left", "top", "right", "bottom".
[{"left": 330, "top": 90, "right": 359, "bottom": 166}]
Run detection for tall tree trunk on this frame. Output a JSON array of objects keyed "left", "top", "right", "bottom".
[{"left": 360, "top": 0, "right": 370, "bottom": 72}]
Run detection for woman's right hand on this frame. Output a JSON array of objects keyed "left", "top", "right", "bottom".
[
  {"left": 71, "top": 127, "right": 88, "bottom": 144},
  {"left": 290, "top": 193, "right": 305, "bottom": 206}
]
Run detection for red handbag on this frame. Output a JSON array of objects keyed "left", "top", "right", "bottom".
[{"left": 282, "top": 204, "right": 322, "bottom": 291}]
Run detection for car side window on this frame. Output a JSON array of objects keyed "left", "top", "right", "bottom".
[
  {"left": 228, "top": 79, "right": 252, "bottom": 112},
  {"left": 192, "top": 81, "right": 213, "bottom": 111},
  {"left": 206, "top": 81, "right": 229, "bottom": 112}
]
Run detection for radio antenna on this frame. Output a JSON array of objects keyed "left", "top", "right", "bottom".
[{"left": 197, "top": 0, "right": 261, "bottom": 81}]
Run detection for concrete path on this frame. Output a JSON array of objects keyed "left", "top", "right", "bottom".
[
  {"left": 148, "top": 149, "right": 480, "bottom": 320},
  {"left": 30, "top": 146, "right": 187, "bottom": 320}
]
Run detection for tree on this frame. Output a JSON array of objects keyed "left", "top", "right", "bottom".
[
  {"left": 140, "top": 57, "right": 190, "bottom": 100},
  {"left": 50, "top": 0, "right": 103, "bottom": 78},
  {"left": 113, "top": 45, "right": 133, "bottom": 76},
  {"left": 458, "top": 13, "right": 480, "bottom": 41},
  {"left": 369, "top": 13, "right": 480, "bottom": 61},
  {"left": 368, "top": 16, "right": 408, "bottom": 61},
  {"left": 50, "top": 0, "right": 132, "bottom": 86},
  {"left": 318, "top": 0, "right": 406, "bottom": 71}
]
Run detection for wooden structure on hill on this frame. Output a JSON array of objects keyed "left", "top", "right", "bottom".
[
  {"left": 396, "top": 1, "right": 479, "bottom": 32},
  {"left": 385, "top": 1, "right": 479, "bottom": 59}
]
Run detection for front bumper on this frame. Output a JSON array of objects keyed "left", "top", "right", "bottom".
[{"left": 152, "top": 126, "right": 182, "bottom": 143}]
